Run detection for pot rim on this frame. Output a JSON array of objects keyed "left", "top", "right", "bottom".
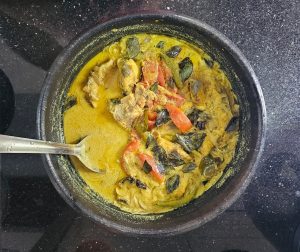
[{"left": 37, "top": 12, "right": 267, "bottom": 236}]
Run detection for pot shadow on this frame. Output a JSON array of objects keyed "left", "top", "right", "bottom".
[
  {"left": 0, "top": 10, "right": 62, "bottom": 71},
  {"left": 244, "top": 152, "right": 300, "bottom": 252},
  {"left": 0, "top": 69, "right": 15, "bottom": 133}
]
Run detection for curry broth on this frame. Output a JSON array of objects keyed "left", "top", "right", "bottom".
[{"left": 64, "top": 34, "right": 239, "bottom": 214}]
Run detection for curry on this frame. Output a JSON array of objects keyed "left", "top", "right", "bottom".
[{"left": 63, "top": 34, "right": 239, "bottom": 214}]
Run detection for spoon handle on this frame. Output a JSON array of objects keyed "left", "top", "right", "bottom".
[{"left": 0, "top": 134, "right": 79, "bottom": 155}]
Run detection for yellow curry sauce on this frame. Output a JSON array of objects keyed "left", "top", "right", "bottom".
[{"left": 63, "top": 34, "right": 239, "bottom": 214}]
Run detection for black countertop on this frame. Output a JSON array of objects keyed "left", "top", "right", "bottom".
[{"left": 0, "top": 1, "right": 299, "bottom": 251}]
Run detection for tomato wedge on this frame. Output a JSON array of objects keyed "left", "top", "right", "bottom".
[
  {"left": 165, "top": 103, "right": 192, "bottom": 133},
  {"left": 147, "top": 111, "right": 157, "bottom": 121},
  {"left": 157, "top": 64, "right": 165, "bottom": 87},
  {"left": 120, "top": 136, "right": 140, "bottom": 173},
  {"left": 125, "top": 139, "right": 140, "bottom": 152},
  {"left": 142, "top": 61, "right": 158, "bottom": 85},
  {"left": 148, "top": 120, "right": 156, "bottom": 130},
  {"left": 165, "top": 92, "right": 185, "bottom": 107},
  {"left": 138, "top": 153, "right": 164, "bottom": 182},
  {"left": 160, "top": 61, "right": 172, "bottom": 83},
  {"left": 146, "top": 111, "right": 157, "bottom": 130}
]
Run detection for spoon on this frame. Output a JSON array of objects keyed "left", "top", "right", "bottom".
[{"left": 0, "top": 134, "right": 101, "bottom": 173}]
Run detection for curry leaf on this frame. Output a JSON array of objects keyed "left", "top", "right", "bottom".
[
  {"left": 135, "top": 179, "right": 147, "bottom": 189},
  {"left": 110, "top": 98, "right": 121, "bottom": 105},
  {"left": 160, "top": 53, "right": 183, "bottom": 89},
  {"left": 126, "top": 37, "right": 140, "bottom": 58},
  {"left": 179, "top": 57, "right": 193, "bottom": 82},
  {"left": 64, "top": 95, "right": 77, "bottom": 111},
  {"left": 143, "top": 161, "right": 152, "bottom": 174},
  {"left": 175, "top": 131, "right": 206, "bottom": 153},
  {"left": 188, "top": 79, "right": 201, "bottom": 101},
  {"left": 155, "top": 109, "right": 170, "bottom": 126},
  {"left": 226, "top": 116, "right": 239, "bottom": 132},
  {"left": 146, "top": 133, "right": 156, "bottom": 149},
  {"left": 167, "top": 151, "right": 185, "bottom": 167},
  {"left": 166, "top": 46, "right": 181, "bottom": 58},
  {"left": 204, "top": 57, "right": 214, "bottom": 68},
  {"left": 166, "top": 175, "right": 180, "bottom": 193},
  {"left": 150, "top": 82, "right": 158, "bottom": 93},
  {"left": 167, "top": 77, "right": 175, "bottom": 89},
  {"left": 152, "top": 144, "right": 169, "bottom": 166},
  {"left": 187, "top": 108, "right": 209, "bottom": 130},
  {"left": 121, "top": 176, "right": 135, "bottom": 184},
  {"left": 156, "top": 41, "right": 165, "bottom": 49},
  {"left": 200, "top": 155, "right": 218, "bottom": 178},
  {"left": 182, "top": 162, "right": 197, "bottom": 173}
]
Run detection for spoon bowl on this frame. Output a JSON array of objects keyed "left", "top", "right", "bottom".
[
  {"left": 76, "top": 135, "right": 105, "bottom": 173},
  {"left": 0, "top": 134, "right": 101, "bottom": 173}
]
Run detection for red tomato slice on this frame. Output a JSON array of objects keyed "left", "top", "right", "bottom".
[
  {"left": 165, "top": 103, "right": 192, "bottom": 133},
  {"left": 160, "top": 61, "right": 172, "bottom": 82},
  {"left": 138, "top": 153, "right": 164, "bottom": 182},
  {"left": 147, "top": 111, "right": 157, "bottom": 121},
  {"left": 120, "top": 137, "right": 140, "bottom": 173},
  {"left": 157, "top": 65, "right": 165, "bottom": 87},
  {"left": 165, "top": 92, "right": 185, "bottom": 107},
  {"left": 142, "top": 61, "right": 158, "bottom": 85},
  {"left": 148, "top": 120, "right": 156, "bottom": 130}
]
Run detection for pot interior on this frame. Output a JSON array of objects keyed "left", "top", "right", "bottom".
[{"left": 38, "top": 14, "right": 265, "bottom": 235}]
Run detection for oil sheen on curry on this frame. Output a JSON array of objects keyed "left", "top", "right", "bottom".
[{"left": 63, "top": 34, "right": 239, "bottom": 214}]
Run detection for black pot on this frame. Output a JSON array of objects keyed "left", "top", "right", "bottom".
[{"left": 37, "top": 13, "right": 266, "bottom": 236}]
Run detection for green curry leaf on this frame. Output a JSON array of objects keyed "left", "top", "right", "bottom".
[{"left": 126, "top": 37, "right": 140, "bottom": 58}]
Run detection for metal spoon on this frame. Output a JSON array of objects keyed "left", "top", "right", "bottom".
[{"left": 0, "top": 134, "right": 101, "bottom": 173}]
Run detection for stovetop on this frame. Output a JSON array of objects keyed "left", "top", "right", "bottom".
[{"left": 0, "top": 1, "right": 299, "bottom": 251}]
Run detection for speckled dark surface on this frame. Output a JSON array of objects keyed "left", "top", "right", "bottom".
[{"left": 0, "top": 1, "right": 299, "bottom": 251}]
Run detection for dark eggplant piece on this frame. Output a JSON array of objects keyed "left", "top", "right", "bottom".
[
  {"left": 182, "top": 162, "right": 197, "bottom": 173},
  {"left": 155, "top": 109, "right": 170, "bottom": 126},
  {"left": 156, "top": 41, "right": 165, "bottom": 49},
  {"left": 150, "top": 82, "right": 158, "bottom": 93},
  {"left": 175, "top": 131, "right": 206, "bottom": 153},
  {"left": 200, "top": 155, "right": 218, "bottom": 178},
  {"left": 166, "top": 46, "right": 182, "bottom": 58},
  {"left": 126, "top": 37, "right": 140, "bottom": 58},
  {"left": 168, "top": 151, "right": 185, "bottom": 167},
  {"left": 136, "top": 179, "right": 147, "bottom": 189},
  {"left": 64, "top": 95, "right": 77, "bottom": 111},
  {"left": 204, "top": 58, "right": 214, "bottom": 68},
  {"left": 226, "top": 116, "right": 239, "bottom": 132},
  {"left": 166, "top": 175, "right": 180, "bottom": 193},
  {"left": 179, "top": 57, "right": 193, "bottom": 81},
  {"left": 143, "top": 161, "right": 152, "bottom": 174}
]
